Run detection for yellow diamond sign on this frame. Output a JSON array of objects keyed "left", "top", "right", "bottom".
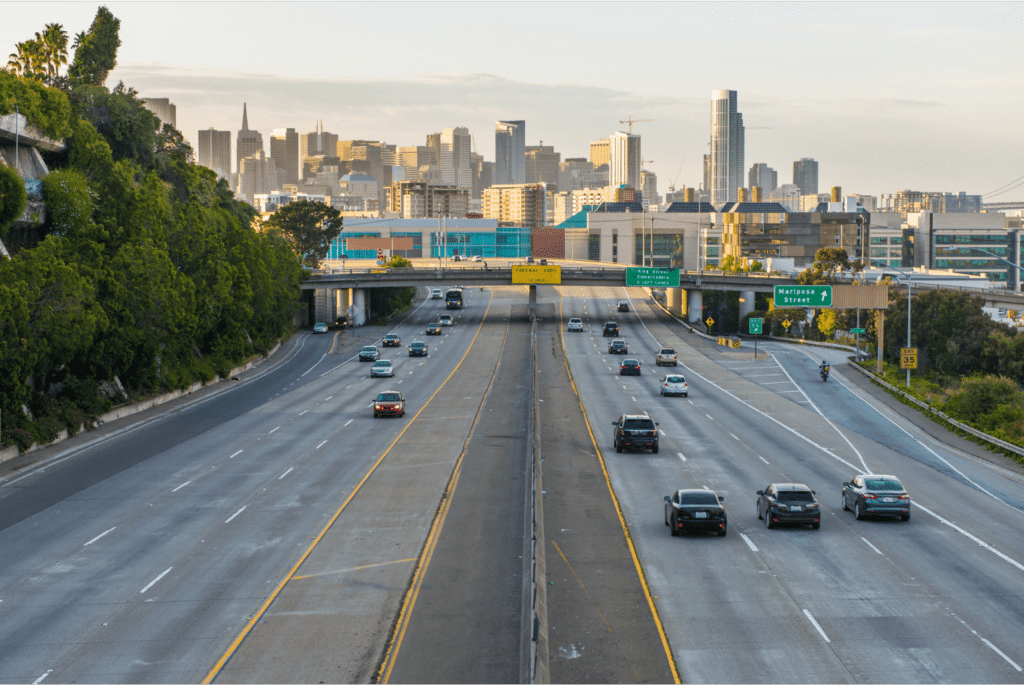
[
  {"left": 705, "top": 317, "right": 714, "bottom": 328},
  {"left": 782, "top": 319, "right": 791, "bottom": 329}
]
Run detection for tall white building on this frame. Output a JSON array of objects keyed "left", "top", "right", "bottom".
[
  {"left": 709, "top": 89, "right": 745, "bottom": 204},
  {"left": 440, "top": 127, "right": 472, "bottom": 190},
  {"left": 495, "top": 120, "right": 525, "bottom": 184},
  {"left": 609, "top": 131, "right": 641, "bottom": 190}
]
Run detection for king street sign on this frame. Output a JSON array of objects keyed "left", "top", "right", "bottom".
[
  {"left": 626, "top": 267, "right": 680, "bottom": 288},
  {"left": 774, "top": 285, "right": 833, "bottom": 308}
]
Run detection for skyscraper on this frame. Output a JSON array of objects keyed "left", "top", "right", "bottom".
[
  {"left": 140, "top": 98, "right": 176, "bottom": 129},
  {"left": 590, "top": 139, "right": 610, "bottom": 169},
  {"left": 525, "top": 142, "right": 560, "bottom": 188},
  {"left": 236, "top": 103, "right": 264, "bottom": 176},
  {"left": 198, "top": 128, "right": 231, "bottom": 179},
  {"left": 440, "top": 127, "right": 472, "bottom": 189},
  {"left": 748, "top": 163, "right": 778, "bottom": 195},
  {"left": 609, "top": 131, "right": 641, "bottom": 190},
  {"left": 270, "top": 128, "right": 299, "bottom": 187},
  {"left": 300, "top": 122, "right": 339, "bottom": 181},
  {"left": 495, "top": 120, "right": 525, "bottom": 185},
  {"left": 709, "top": 89, "right": 745, "bottom": 204},
  {"left": 793, "top": 158, "right": 819, "bottom": 196}
]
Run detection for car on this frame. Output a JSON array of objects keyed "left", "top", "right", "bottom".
[
  {"left": 617, "top": 301, "right": 630, "bottom": 312},
  {"left": 603, "top": 322, "right": 619, "bottom": 337},
  {"left": 842, "top": 474, "right": 911, "bottom": 521},
  {"left": 661, "top": 374, "right": 688, "bottom": 397},
  {"left": 408, "top": 341, "right": 428, "bottom": 357},
  {"left": 452, "top": 254, "right": 463, "bottom": 262},
  {"left": 540, "top": 258, "right": 547, "bottom": 265},
  {"left": 426, "top": 322, "right": 442, "bottom": 335},
  {"left": 313, "top": 322, "right": 328, "bottom": 334},
  {"left": 757, "top": 483, "right": 821, "bottom": 529},
  {"left": 382, "top": 334, "right": 401, "bottom": 347},
  {"left": 431, "top": 289, "right": 443, "bottom": 300},
  {"left": 612, "top": 413, "right": 659, "bottom": 453},
  {"left": 373, "top": 391, "right": 405, "bottom": 418},
  {"left": 608, "top": 339, "right": 628, "bottom": 354},
  {"left": 665, "top": 489, "right": 727, "bottom": 536},
  {"left": 656, "top": 348, "right": 678, "bottom": 366},
  {"left": 471, "top": 255, "right": 483, "bottom": 262},
  {"left": 371, "top": 360, "right": 395, "bottom": 378},
  {"left": 527, "top": 257, "right": 535, "bottom": 264},
  {"left": 358, "top": 345, "right": 379, "bottom": 362},
  {"left": 620, "top": 359, "right": 642, "bottom": 376},
  {"left": 439, "top": 314, "right": 453, "bottom": 326},
  {"left": 567, "top": 318, "right": 583, "bottom": 332}
]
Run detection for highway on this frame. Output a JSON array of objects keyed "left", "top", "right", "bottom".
[{"left": 1, "top": 283, "right": 1023, "bottom": 683}]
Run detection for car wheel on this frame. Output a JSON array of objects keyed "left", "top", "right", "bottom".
[
  {"left": 673, "top": 362, "right": 678, "bottom": 366},
  {"left": 855, "top": 501, "right": 865, "bottom": 520},
  {"left": 757, "top": 502, "right": 763, "bottom": 519},
  {"left": 651, "top": 444, "right": 659, "bottom": 454},
  {"left": 373, "top": 412, "right": 379, "bottom": 418},
  {"left": 841, "top": 492, "right": 849, "bottom": 511},
  {"left": 901, "top": 513, "right": 910, "bottom": 522},
  {"left": 765, "top": 510, "right": 774, "bottom": 529},
  {"left": 812, "top": 522, "right": 821, "bottom": 530},
  {"left": 615, "top": 441, "right": 623, "bottom": 453},
  {"left": 670, "top": 522, "right": 679, "bottom": 537},
  {"left": 682, "top": 393, "right": 688, "bottom": 397}
]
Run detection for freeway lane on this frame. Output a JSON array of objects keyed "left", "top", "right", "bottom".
[
  {"left": 0, "top": 286, "right": 504, "bottom": 683},
  {"left": 555, "top": 284, "right": 1024, "bottom": 683}
]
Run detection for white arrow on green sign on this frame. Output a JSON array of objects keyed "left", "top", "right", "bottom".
[
  {"left": 774, "top": 285, "right": 832, "bottom": 308},
  {"left": 626, "top": 267, "right": 680, "bottom": 288},
  {"left": 851, "top": 327, "right": 866, "bottom": 335},
  {"left": 749, "top": 318, "right": 763, "bottom": 334}
]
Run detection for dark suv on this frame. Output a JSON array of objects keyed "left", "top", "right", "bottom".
[
  {"left": 603, "top": 322, "right": 619, "bottom": 337},
  {"left": 612, "top": 414, "right": 659, "bottom": 453},
  {"left": 608, "top": 339, "right": 628, "bottom": 354},
  {"left": 757, "top": 483, "right": 821, "bottom": 529}
]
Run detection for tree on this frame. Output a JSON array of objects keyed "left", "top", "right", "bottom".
[
  {"left": 0, "top": 162, "right": 28, "bottom": 236},
  {"left": 263, "top": 200, "right": 342, "bottom": 268},
  {"left": 7, "top": 39, "right": 44, "bottom": 80},
  {"left": 68, "top": 6, "right": 121, "bottom": 86}
]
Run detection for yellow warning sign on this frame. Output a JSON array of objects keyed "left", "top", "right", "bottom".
[
  {"left": 705, "top": 317, "right": 715, "bottom": 328},
  {"left": 511, "top": 265, "right": 561, "bottom": 284},
  {"left": 900, "top": 347, "right": 918, "bottom": 369}
]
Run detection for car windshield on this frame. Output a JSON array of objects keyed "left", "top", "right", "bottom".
[
  {"left": 411, "top": 343, "right": 424, "bottom": 347},
  {"left": 385, "top": 335, "right": 397, "bottom": 339},
  {"left": 623, "top": 360, "right": 639, "bottom": 365},
  {"left": 666, "top": 376, "right": 685, "bottom": 383},
  {"left": 660, "top": 349, "right": 675, "bottom": 354},
  {"left": 865, "top": 479, "right": 903, "bottom": 491},
  {"left": 623, "top": 419, "right": 654, "bottom": 430},
  {"left": 679, "top": 492, "right": 719, "bottom": 505},
  {"left": 612, "top": 341, "right": 625, "bottom": 346},
  {"left": 377, "top": 393, "right": 400, "bottom": 402},
  {"left": 570, "top": 318, "right": 581, "bottom": 323},
  {"left": 778, "top": 491, "right": 815, "bottom": 502},
  {"left": 373, "top": 361, "right": 390, "bottom": 366},
  {"left": 362, "top": 347, "right": 376, "bottom": 352}
]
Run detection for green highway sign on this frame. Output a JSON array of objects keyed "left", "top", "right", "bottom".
[
  {"left": 851, "top": 327, "right": 866, "bottom": 335},
  {"left": 626, "top": 267, "right": 680, "bottom": 288},
  {"left": 774, "top": 285, "right": 833, "bottom": 308},
  {"left": 749, "top": 318, "right": 763, "bottom": 335}
]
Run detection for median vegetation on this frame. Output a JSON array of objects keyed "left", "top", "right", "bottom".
[{"left": 1, "top": 8, "right": 306, "bottom": 451}]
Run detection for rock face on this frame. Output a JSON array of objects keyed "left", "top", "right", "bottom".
[{"left": 0, "top": 112, "right": 67, "bottom": 236}]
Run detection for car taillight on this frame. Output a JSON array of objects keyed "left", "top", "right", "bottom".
[
  {"left": 898, "top": 494, "right": 910, "bottom": 499},
  {"left": 862, "top": 493, "right": 877, "bottom": 499}
]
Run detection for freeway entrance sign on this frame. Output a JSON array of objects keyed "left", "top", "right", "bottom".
[
  {"left": 774, "top": 285, "right": 833, "bottom": 308},
  {"left": 626, "top": 267, "right": 680, "bottom": 288},
  {"left": 851, "top": 327, "right": 866, "bottom": 335}
]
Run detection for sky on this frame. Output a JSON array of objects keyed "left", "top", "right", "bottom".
[{"left": 4, "top": 1, "right": 1024, "bottom": 201}]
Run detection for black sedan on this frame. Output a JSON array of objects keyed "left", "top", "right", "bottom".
[
  {"left": 619, "top": 359, "right": 641, "bottom": 376},
  {"left": 617, "top": 301, "right": 630, "bottom": 312},
  {"left": 757, "top": 483, "right": 821, "bottom": 529},
  {"left": 603, "top": 322, "right": 619, "bottom": 337},
  {"left": 408, "top": 341, "right": 428, "bottom": 357},
  {"left": 425, "top": 323, "right": 442, "bottom": 335},
  {"left": 842, "top": 474, "right": 911, "bottom": 521},
  {"left": 383, "top": 334, "right": 401, "bottom": 347},
  {"left": 664, "top": 489, "right": 727, "bottom": 537}
]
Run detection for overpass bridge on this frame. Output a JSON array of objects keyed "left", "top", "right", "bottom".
[{"left": 303, "top": 261, "right": 1024, "bottom": 327}]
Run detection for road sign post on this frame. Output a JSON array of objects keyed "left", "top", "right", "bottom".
[
  {"left": 705, "top": 316, "right": 714, "bottom": 335},
  {"left": 749, "top": 317, "right": 762, "bottom": 358}
]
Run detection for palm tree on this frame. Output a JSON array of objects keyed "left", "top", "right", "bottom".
[
  {"left": 38, "top": 23, "right": 68, "bottom": 81},
  {"left": 7, "top": 39, "right": 44, "bottom": 79}
]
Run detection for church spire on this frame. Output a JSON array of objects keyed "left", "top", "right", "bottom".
[{"left": 241, "top": 103, "right": 249, "bottom": 131}]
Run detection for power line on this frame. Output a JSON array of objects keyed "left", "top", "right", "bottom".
[{"left": 984, "top": 173, "right": 1024, "bottom": 197}]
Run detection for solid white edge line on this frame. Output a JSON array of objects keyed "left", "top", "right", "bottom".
[
  {"left": 916, "top": 502, "right": 1024, "bottom": 572},
  {"left": 802, "top": 608, "right": 831, "bottom": 642},
  {"left": 279, "top": 467, "right": 294, "bottom": 480},
  {"left": 140, "top": 566, "right": 173, "bottom": 593},
  {"left": 225, "top": 506, "right": 246, "bottom": 523},
  {"left": 171, "top": 481, "right": 191, "bottom": 493},
  {"left": 83, "top": 527, "right": 116, "bottom": 546},
  {"left": 979, "top": 637, "right": 1023, "bottom": 672},
  {"left": 860, "top": 536, "right": 883, "bottom": 555},
  {"left": 316, "top": 439, "right": 328, "bottom": 449},
  {"left": 740, "top": 533, "right": 758, "bottom": 552}
]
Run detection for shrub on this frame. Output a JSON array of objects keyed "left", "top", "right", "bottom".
[
  {"left": 0, "top": 162, "right": 28, "bottom": 235},
  {"left": 944, "top": 375, "right": 1020, "bottom": 424}
]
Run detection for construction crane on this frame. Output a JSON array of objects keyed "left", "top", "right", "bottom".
[
  {"left": 668, "top": 158, "right": 686, "bottom": 193},
  {"left": 620, "top": 116, "right": 653, "bottom": 134}
]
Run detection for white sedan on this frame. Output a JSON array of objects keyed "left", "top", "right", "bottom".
[
  {"left": 439, "top": 315, "right": 453, "bottom": 326},
  {"left": 660, "top": 374, "right": 688, "bottom": 397},
  {"left": 371, "top": 360, "right": 395, "bottom": 378},
  {"left": 567, "top": 318, "right": 583, "bottom": 332}
]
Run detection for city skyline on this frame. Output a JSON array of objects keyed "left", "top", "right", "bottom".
[{"left": 3, "top": 2, "right": 1023, "bottom": 200}]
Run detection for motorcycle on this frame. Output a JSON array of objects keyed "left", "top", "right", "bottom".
[{"left": 820, "top": 365, "right": 830, "bottom": 382}]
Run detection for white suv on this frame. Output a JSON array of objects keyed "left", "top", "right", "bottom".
[
  {"left": 656, "top": 348, "right": 678, "bottom": 366},
  {"left": 439, "top": 314, "right": 453, "bottom": 326},
  {"left": 567, "top": 318, "right": 583, "bottom": 332}
]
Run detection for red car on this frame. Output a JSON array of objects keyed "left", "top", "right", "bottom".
[{"left": 373, "top": 391, "right": 405, "bottom": 418}]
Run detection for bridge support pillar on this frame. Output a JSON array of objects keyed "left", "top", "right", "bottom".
[
  {"left": 529, "top": 284, "right": 537, "bottom": 320},
  {"left": 351, "top": 289, "right": 366, "bottom": 326},
  {"left": 313, "top": 288, "right": 335, "bottom": 325},
  {"left": 687, "top": 289, "right": 703, "bottom": 325},
  {"left": 666, "top": 287, "right": 684, "bottom": 317},
  {"left": 739, "top": 290, "right": 756, "bottom": 323},
  {"left": 339, "top": 288, "right": 351, "bottom": 324}
]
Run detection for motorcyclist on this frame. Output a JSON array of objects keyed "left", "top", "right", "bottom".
[{"left": 819, "top": 359, "right": 830, "bottom": 379}]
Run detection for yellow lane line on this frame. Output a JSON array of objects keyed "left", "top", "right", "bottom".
[
  {"left": 202, "top": 290, "right": 495, "bottom": 684},
  {"left": 329, "top": 330, "right": 341, "bottom": 354},
  {"left": 557, "top": 292, "right": 682, "bottom": 684},
  {"left": 292, "top": 558, "right": 417, "bottom": 580},
  {"left": 377, "top": 297, "right": 511, "bottom": 683}
]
